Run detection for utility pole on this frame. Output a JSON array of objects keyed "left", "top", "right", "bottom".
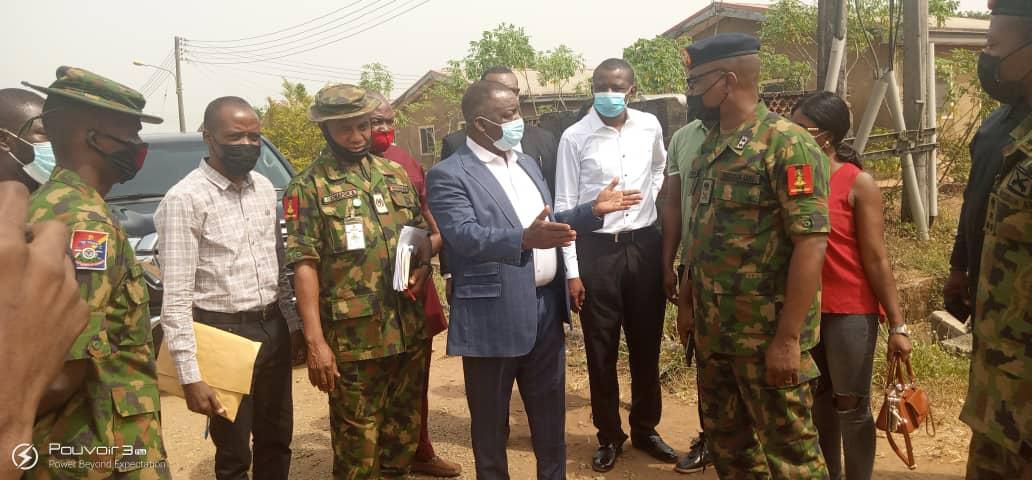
[
  {"left": 902, "top": 0, "right": 930, "bottom": 222},
  {"left": 817, "top": 0, "right": 848, "bottom": 96},
  {"left": 174, "top": 36, "right": 186, "bottom": 133}
]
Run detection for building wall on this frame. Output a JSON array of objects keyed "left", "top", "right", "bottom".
[{"left": 395, "top": 92, "right": 462, "bottom": 169}]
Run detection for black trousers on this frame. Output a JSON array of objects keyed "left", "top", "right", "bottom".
[
  {"left": 577, "top": 227, "right": 667, "bottom": 446},
  {"left": 196, "top": 306, "right": 294, "bottom": 480},
  {"left": 462, "top": 284, "right": 566, "bottom": 480}
]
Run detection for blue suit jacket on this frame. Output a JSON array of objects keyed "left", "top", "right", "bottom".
[{"left": 427, "top": 144, "right": 602, "bottom": 358}]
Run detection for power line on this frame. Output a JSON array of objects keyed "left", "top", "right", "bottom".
[
  {"left": 182, "top": 0, "right": 431, "bottom": 64},
  {"left": 186, "top": 48, "right": 421, "bottom": 80},
  {"left": 184, "top": 0, "right": 392, "bottom": 51},
  {"left": 138, "top": 51, "right": 175, "bottom": 94},
  {"left": 186, "top": 0, "right": 373, "bottom": 44}
]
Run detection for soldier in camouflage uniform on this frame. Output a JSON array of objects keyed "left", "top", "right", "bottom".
[
  {"left": 679, "top": 35, "right": 830, "bottom": 479},
  {"left": 960, "top": 2, "right": 1032, "bottom": 477},
  {"left": 284, "top": 85, "right": 430, "bottom": 479},
  {"left": 21, "top": 67, "right": 168, "bottom": 478}
]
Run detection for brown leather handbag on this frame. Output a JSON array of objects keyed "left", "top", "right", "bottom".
[{"left": 876, "top": 354, "right": 936, "bottom": 469}]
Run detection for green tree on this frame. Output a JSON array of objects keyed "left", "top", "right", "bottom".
[
  {"left": 462, "top": 23, "right": 537, "bottom": 82},
  {"left": 536, "top": 45, "right": 585, "bottom": 109},
  {"left": 935, "top": 49, "right": 999, "bottom": 183},
  {"left": 622, "top": 36, "right": 686, "bottom": 94},
  {"left": 359, "top": 62, "right": 394, "bottom": 97},
  {"left": 260, "top": 80, "right": 324, "bottom": 171}
]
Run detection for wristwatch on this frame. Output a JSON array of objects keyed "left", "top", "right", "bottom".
[{"left": 889, "top": 324, "right": 911, "bottom": 337}]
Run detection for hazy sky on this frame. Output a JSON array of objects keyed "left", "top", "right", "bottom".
[{"left": 3, "top": 0, "right": 988, "bottom": 134}]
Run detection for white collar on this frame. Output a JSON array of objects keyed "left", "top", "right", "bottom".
[{"left": 466, "top": 136, "right": 516, "bottom": 165}]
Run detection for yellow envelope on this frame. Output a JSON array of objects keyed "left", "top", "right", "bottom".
[{"left": 156, "top": 322, "right": 262, "bottom": 423}]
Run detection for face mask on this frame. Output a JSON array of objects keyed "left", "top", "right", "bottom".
[
  {"left": 321, "top": 125, "right": 370, "bottom": 163},
  {"left": 370, "top": 128, "right": 395, "bottom": 155},
  {"left": 218, "top": 143, "right": 261, "bottom": 178},
  {"left": 479, "top": 117, "right": 524, "bottom": 152},
  {"left": 2, "top": 130, "right": 56, "bottom": 184},
  {"left": 687, "top": 72, "right": 727, "bottom": 126},
  {"left": 594, "top": 91, "right": 628, "bottom": 118},
  {"left": 87, "top": 130, "right": 148, "bottom": 183},
  {"left": 977, "top": 40, "right": 1032, "bottom": 104}
]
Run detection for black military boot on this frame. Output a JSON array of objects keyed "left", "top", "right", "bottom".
[{"left": 674, "top": 432, "right": 713, "bottom": 474}]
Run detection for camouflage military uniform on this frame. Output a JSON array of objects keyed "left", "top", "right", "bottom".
[
  {"left": 683, "top": 102, "right": 830, "bottom": 479},
  {"left": 284, "top": 148, "right": 429, "bottom": 479},
  {"left": 27, "top": 167, "right": 168, "bottom": 479},
  {"left": 961, "top": 111, "right": 1032, "bottom": 479}
]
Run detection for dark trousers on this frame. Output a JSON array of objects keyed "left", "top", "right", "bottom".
[
  {"left": 415, "top": 339, "right": 436, "bottom": 461},
  {"left": 196, "top": 307, "right": 294, "bottom": 480},
  {"left": 462, "top": 284, "right": 566, "bottom": 480},
  {"left": 577, "top": 227, "right": 666, "bottom": 446}
]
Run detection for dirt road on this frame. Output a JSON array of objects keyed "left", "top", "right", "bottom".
[{"left": 160, "top": 333, "right": 970, "bottom": 479}]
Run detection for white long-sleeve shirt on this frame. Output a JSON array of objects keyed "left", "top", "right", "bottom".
[
  {"left": 554, "top": 108, "right": 667, "bottom": 279},
  {"left": 154, "top": 159, "right": 279, "bottom": 385}
]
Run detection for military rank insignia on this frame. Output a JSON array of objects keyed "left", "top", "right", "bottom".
[
  {"left": 70, "top": 230, "right": 108, "bottom": 271},
  {"left": 284, "top": 194, "right": 299, "bottom": 220},
  {"left": 787, "top": 165, "right": 814, "bottom": 196}
]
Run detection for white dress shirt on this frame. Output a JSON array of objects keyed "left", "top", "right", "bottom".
[
  {"left": 466, "top": 137, "right": 557, "bottom": 287},
  {"left": 154, "top": 159, "right": 280, "bottom": 385},
  {"left": 554, "top": 108, "right": 667, "bottom": 279}
]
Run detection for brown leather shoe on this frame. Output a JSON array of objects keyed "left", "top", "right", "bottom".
[{"left": 410, "top": 455, "right": 462, "bottom": 478}]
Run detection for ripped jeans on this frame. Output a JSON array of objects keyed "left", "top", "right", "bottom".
[{"left": 812, "top": 314, "right": 879, "bottom": 480}]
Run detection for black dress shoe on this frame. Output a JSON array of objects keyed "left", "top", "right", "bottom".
[
  {"left": 633, "top": 434, "right": 678, "bottom": 463},
  {"left": 674, "top": 433, "right": 713, "bottom": 474},
  {"left": 592, "top": 443, "right": 623, "bottom": 472}
]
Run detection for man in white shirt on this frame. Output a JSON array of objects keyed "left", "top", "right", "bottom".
[
  {"left": 555, "top": 58, "right": 674, "bottom": 472},
  {"left": 155, "top": 97, "right": 292, "bottom": 479}
]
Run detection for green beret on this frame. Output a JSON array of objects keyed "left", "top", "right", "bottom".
[
  {"left": 685, "top": 33, "right": 761, "bottom": 69},
  {"left": 22, "top": 66, "right": 162, "bottom": 124}
]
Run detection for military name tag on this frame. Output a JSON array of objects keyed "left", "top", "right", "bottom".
[
  {"left": 699, "top": 178, "right": 714, "bottom": 205},
  {"left": 373, "top": 193, "right": 389, "bottom": 214},
  {"left": 345, "top": 219, "right": 365, "bottom": 251},
  {"left": 322, "top": 189, "right": 358, "bottom": 204}
]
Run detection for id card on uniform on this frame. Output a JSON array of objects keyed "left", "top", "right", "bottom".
[{"left": 345, "top": 218, "right": 366, "bottom": 251}]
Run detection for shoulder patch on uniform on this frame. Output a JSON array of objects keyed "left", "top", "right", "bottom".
[
  {"left": 284, "top": 195, "right": 299, "bottom": 220},
  {"left": 1006, "top": 164, "right": 1030, "bottom": 198},
  {"left": 787, "top": 164, "right": 814, "bottom": 196},
  {"left": 322, "top": 189, "right": 358, "bottom": 204},
  {"left": 70, "top": 230, "right": 109, "bottom": 271}
]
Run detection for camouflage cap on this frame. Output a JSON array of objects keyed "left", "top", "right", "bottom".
[
  {"left": 309, "top": 84, "right": 381, "bottom": 123},
  {"left": 22, "top": 66, "right": 163, "bottom": 124}
]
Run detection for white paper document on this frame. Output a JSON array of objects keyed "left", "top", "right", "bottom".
[{"left": 394, "top": 226, "right": 430, "bottom": 291}]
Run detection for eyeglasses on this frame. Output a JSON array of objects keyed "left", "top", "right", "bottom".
[{"left": 685, "top": 69, "right": 726, "bottom": 91}]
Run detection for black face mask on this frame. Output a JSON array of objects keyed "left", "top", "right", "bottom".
[
  {"left": 321, "top": 126, "right": 369, "bottom": 163},
  {"left": 977, "top": 39, "right": 1032, "bottom": 105},
  {"left": 218, "top": 143, "right": 261, "bottom": 177},
  {"left": 86, "top": 130, "right": 148, "bottom": 183},
  {"left": 686, "top": 72, "right": 727, "bottom": 128}
]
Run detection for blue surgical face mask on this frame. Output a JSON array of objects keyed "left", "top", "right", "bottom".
[
  {"left": 480, "top": 117, "right": 525, "bottom": 152},
  {"left": 594, "top": 91, "right": 628, "bottom": 118},
  {"left": 3, "top": 131, "right": 56, "bottom": 184}
]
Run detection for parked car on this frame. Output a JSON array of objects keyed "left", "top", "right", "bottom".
[{"left": 104, "top": 133, "right": 302, "bottom": 359}]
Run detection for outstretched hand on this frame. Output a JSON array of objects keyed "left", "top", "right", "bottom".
[
  {"left": 522, "top": 206, "right": 576, "bottom": 250},
  {"left": 592, "top": 177, "right": 643, "bottom": 217}
]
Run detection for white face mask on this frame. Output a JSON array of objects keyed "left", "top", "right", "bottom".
[{"left": 2, "top": 129, "right": 56, "bottom": 184}]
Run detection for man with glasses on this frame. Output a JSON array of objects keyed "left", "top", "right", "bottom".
[
  {"left": 555, "top": 58, "right": 673, "bottom": 472},
  {"left": 0, "top": 88, "right": 52, "bottom": 190}
]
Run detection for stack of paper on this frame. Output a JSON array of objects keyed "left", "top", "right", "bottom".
[{"left": 394, "top": 226, "right": 430, "bottom": 291}]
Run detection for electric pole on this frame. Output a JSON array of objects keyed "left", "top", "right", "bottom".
[
  {"left": 903, "top": 0, "right": 931, "bottom": 223},
  {"left": 174, "top": 36, "right": 186, "bottom": 133}
]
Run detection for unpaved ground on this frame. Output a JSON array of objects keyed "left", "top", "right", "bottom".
[{"left": 161, "top": 332, "right": 970, "bottom": 479}]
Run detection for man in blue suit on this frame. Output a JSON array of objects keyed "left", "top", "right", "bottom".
[{"left": 427, "top": 80, "right": 641, "bottom": 479}]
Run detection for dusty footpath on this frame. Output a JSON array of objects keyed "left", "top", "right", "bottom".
[{"left": 160, "top": 333, "right": 970, "bottom": 479}]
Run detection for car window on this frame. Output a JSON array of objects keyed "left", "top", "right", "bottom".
[{"left": 107, "top": 138, "right": 292, "bottom": 199}]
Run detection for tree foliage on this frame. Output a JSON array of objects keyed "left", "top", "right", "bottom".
[
  {"left": 396, "top": 60, "right": 469, "bottom": 156},
  {"left": 935, "top": 49, "right": 999, "bottom": 184},
  {"left": 260, "top": 80, "right": 323, "bottom": 171},
  {"left": 359, "top": 63, "right": 394, "bottom": 98},
  {"left": 536, "top": 45, "right": 585, "bottom": 108},
  {"left": 622, "top": 36, "right": 687, "bottom": 94},
  {"left": 462, "top": 23, "right": 537, "bottom": 82}
]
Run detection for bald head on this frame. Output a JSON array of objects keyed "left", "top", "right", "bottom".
[{"left": 0, "top": 89, "right": 44, "bottom": 135}]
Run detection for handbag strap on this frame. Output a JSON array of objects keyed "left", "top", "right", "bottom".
[{"left": 885, "top": 429, "right": 916, "bottom": 469}]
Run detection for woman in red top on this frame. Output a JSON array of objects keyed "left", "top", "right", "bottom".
[{"left": 791, "top": 92, "right": 912, "bottom": 480}]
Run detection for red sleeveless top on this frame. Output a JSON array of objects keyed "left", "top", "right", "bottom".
[{"left": 822, "top": 163, "right": 881, "bottom": 315}]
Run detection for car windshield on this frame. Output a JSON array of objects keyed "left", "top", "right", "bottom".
[{"left": 107, "top": 138, "right": 292, "bottom": 199}]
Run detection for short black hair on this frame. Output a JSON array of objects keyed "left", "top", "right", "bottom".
[
  {"left": 480, "top": 66, "right": 515, "bottom": 81},
  {"left": 594, "top": 58, "right": 636, "bottom": 84},
  {"left": 203, "top": 96, "right": 254, "bottom": 132},
  {"left": 461, "top": 81, "right": 513, "bottom": 123},
  {"left": 0, "top": 88, "right": 44, "bottom": 132}
]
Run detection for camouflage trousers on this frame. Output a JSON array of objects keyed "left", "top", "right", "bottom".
[
  {"left": 698, "top": 352, "right": 829, "bottom": 479},
  {"left": 329, "top": 342, "right": 429, "bottom": 479},
  {"left": 965, "top": 432, "right": 1031, "bottom": 479}
]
